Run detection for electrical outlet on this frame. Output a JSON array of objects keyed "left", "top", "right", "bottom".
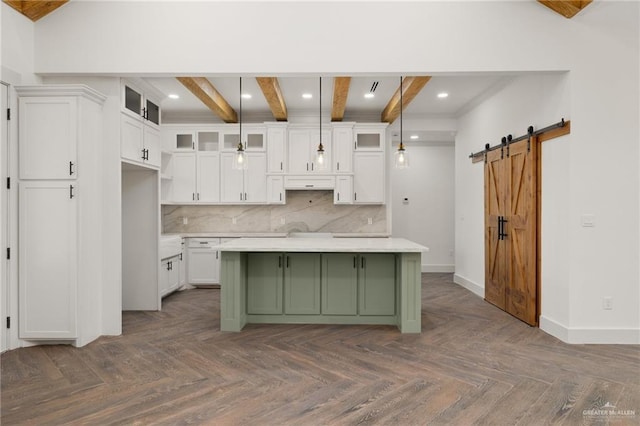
[
  {"left": 280, "top": 217, "right": 286, "bottom": 225},
  {"left": 232, "top": 217, "right": 237, "bottom": 225},
  {"left": 182, "top": 217, "right": 188, "bottom": 225},
  {"left": 603, "top": 297, "right": 613, "bottom": 310},
  {"left": 367, "top": 217, "right": 373, "bottom": 225}
]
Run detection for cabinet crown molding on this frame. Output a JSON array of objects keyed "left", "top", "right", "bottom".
[{"left": 15, "top": 85, "right": 107, "bottom": 104}]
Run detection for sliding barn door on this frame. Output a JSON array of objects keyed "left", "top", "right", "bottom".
[
  {"left": 484, "top": 136, "right": 538, "bottom": 326},
  {"left": 505, "top": 137, "right": 538, "bottom": 325},
  {"left": 484, "top": 149, "right": 507, "bottom": 310}
]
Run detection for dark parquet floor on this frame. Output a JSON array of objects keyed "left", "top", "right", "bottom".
[{"left": 2, "top": 273, "right": 639, "bottom": 425}]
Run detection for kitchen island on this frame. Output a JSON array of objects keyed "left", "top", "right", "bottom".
[{"left": 217, "top": 237, "right": 428, "bottom": 333}]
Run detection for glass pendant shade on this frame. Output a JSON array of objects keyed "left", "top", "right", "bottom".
[
  {"left": 394, "top": 142, "right": 409, "bottom": 169},
  {"left": 315, "top": 142, "right": 326, "bottom": 170},
  {"left": 233, "top": 142, "right": 248, "bottom": 170}
]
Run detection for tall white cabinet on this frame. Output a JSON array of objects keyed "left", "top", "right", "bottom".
[{"left": 16, "top": 85, "right": 107, "bottom": 346}]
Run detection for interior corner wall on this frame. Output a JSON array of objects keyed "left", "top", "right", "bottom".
[
  {"left": 391, "top": 143, "right": 454, "bottom": 272},
  {"left": 1, "top": 3, "right": 40, "bottom": 85}
]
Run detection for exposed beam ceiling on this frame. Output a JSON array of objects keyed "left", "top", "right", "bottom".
[
  {"left": 3, "top": 0, "right": 68, "bottom": 21},
  {"left": 331, "top": 77, "right": 351, "bottom": 122},
  {"left": 255, "top": 77, "right": 288, "bottom": 121},
  {"left": 176, "top": 77, "right": 238, "bottom": 123},
  {"left": 381, "top": 76, "right": 432, "bottom": 124},
  {"left": 537, "top": 0, "right": 592, "bottom": 18}
]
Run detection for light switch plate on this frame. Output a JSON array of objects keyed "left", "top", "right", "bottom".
[{"left": 581, "top": 214, "right": 595, "bottom": 227}]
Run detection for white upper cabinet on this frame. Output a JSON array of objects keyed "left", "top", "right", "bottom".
[
  {"left": 287, "top": 128, "right": 332, "bottom": 174},
  {"left": 220, "top": 152, "right": 267, "bottom": 203},
  {"left": 353, "top": 152, "right": 385, "bottom": 204},
  {"left": 122, "top": 80, "right": 161, "bottom": 128},
  {"left": 332, "top": 124, "right": 354, "bottom": 173},
  {"left": 334, "top": 175, "right": 353, "bottom": 204},
  {"left": 197, "top": 152, "right": 220, "bottom": 203},
  {"left": 121, "top": 79, "right": 163, "bottom": 168},
  {"left": 242, "top": 125, "right": 266, "bottom": 151},
  {"left": 172, "top": 153, "right": 197, "bottom": 202},
  {"left": 121, "top": 114, "right": 160, "bottom": 168},
  {"left": 19, "top": 97, "right": 78, "bottom": 180},
  {"left": 354, "top": 124, "right": 386, "bottom": 151},
  {"left": 267, "top": 124, "right": 287, "bottom": 173}
]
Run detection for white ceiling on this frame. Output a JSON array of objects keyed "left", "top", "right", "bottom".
[{"left": 144, "top": 74, "right": 512, "bottom": 125}]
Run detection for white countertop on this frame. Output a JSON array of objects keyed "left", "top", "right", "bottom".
[{"left": 216, "top": 237, "right": 428, "bottom": 253}]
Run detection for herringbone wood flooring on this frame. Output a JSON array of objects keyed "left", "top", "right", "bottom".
[{"left": 2, "top": 273, "right": 639, "bottom": 425}]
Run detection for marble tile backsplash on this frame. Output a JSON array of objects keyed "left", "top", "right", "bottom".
[{"left": 162, "top": 191, "right": 387, "bottom": 234}]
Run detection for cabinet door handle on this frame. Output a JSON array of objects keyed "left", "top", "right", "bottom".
[
  {"left": 141, "top": 148, "right": 146, "bottom": 160},
  {"left": 361, "top": 256, "right": 365, "bottom": 269},
  {"left": 354, "top": 192, "right": 357, "bottom": 201},
  {"left": 278, "top": 256, "right": 282, "bottom": 268},
  {"left": 305, "top": 184, "right": 314, "bottom": 188},
  {"left": 337, "top": 193, "right": 340, "bottom": 201},
  {"left": 142, "top": 107, "right": 147, "bottom": 120},
  {"left": 69, "top": 161, "right": 75, "bottom": 176},
  {"left": 280, "top": 162, "right": 283, "bottom": 171},
  {"left": 286, "top": 256, "right": 290, "bottom": 268},
  {"left": 69, "top": 184, "right": 75, "bottom": 199},
  {"left": 337, "top": 162, "right": 340, "bottom": 171},
  {"left": 279, "top": 193, "right": 282, "bottom": 201},
  {"left": 306, "top": 163, "right": 309, "bottom": 171},
  {"left": 244, "top": 192, "right": 247, "bottom": 201},
  {"left": 193, "top": 193, "right": 196, "bottom": 201},
  {"left": 353, "top": 256, "right": 356, "bottom": 269},
  {"left": 216, "top": 251, "right": 218, "bottom": 259},
  {"left": 197, "top": 193, "right": 200, "bottom": 201},
  {"left": 240, "top": 192, "right": 243, "bottom": 201},
  {"left": 311, "top": 163, "right": 314, "bottom": 171}
]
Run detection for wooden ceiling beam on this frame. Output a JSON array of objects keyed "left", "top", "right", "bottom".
[
  {"left": 381, "top": 76, "right": 431, "bottom": 124},
  {"left": 176, "top": 77, "right": 238, "bottom": 123},
  {"left": 537, "top": 0, "right": 592, "bottom": 18},
  {"left": 255, "top": 77, "right": 288, "bottom": 121},
  {"left": 3, "top": 0, "right": 69, "bottom": 21},
  {"left": 331, "top": 77, "right": 351, "bottom": 122}
]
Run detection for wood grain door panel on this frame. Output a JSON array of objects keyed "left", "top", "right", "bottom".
[{"left": 484, "top": 148, "right": 506, "bottom": 309}]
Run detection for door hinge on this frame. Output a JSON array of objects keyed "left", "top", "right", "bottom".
[
  {"left": 6, "top": 317, "right": 10, "bottom": 329},
  {"left": 6, "top": 247, "right": 9, "bottom": 260},
  {"left": 6, "top": 108, "right": 10, "bottom": 121},
  {"left": 6, "top": 177, "right": 9, "bottom": 189}
]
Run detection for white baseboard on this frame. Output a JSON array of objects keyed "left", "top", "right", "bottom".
[
  {"left": 422, "top": 264, "right": 455, "bottom": 273},
  {"left": 540, "top": 315, "right": 640, "bottom": 344},
  {"left": 453, "top": 273, "right": 484, "bottom": 297}
]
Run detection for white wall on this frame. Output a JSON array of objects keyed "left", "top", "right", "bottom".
[
  {"left": 15, "top": 0, "right": 640, "bottom": 343},
  {"left": 391, "top": 142, "right": 454, "bottom": 272},
  {"left": 1, "top": 4, "right": 43, "bottom": 351}
]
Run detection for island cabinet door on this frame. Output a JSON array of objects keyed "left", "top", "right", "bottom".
[
  {"left": 358, "top": 254, "right": 396, "bottom": 316},
  {"left": 322, "top": 254, "right": 358, "bottom": 315},
  {"left": 247, "top": 253, "right": 284, "bottom": 314},
  {"left": 284, "top": 253, "right": 321, "bottom": 315}
]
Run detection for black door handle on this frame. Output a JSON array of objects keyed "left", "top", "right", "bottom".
[{"left": 501, "top": 217, "right": 508, "bottom": 240}]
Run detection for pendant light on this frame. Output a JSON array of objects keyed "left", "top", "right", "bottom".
[
  {"left": 394, "top": 76, "right": 409, "bottom": 169},
  {"left": 233, "top": 77, "right": 248, "bottom": 170},
  {"left": 315, "top": 76, "right": 327, "bottom": 170}
]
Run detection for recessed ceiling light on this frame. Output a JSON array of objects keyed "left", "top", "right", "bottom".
[
  {"left": 410, "top": 135, "right": 419, "bottom": 140},
  {"left": 302, "top": 93, "right": 313, "bottom": 99},
  {"left": 241, "top": 93, "right": 252, "bottom": 99},
  {"left": 168, "top": 93, "right": 180, "bottom": 99},
  {"left": 437, "top": 92, "right": 449, "bottom": 99},
  {"left": 364, "top": 93, "right": 375, "bottom": 99}
]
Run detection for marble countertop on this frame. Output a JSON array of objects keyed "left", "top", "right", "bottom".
[
  {"left": 162, "top": 232, "right": 391, "bottom": 239},
  {"left": 215, "top": 237, "right": 428, "bottom": 253}
]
